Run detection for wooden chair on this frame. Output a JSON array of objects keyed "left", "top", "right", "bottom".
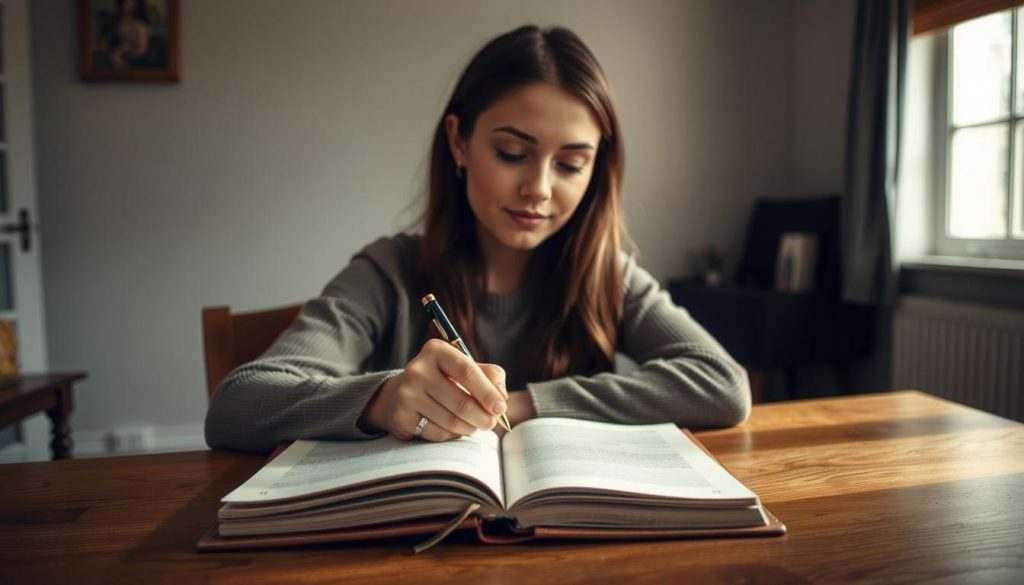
[{"left": 201, "top": 304, "right": 303, "bottom": 398}]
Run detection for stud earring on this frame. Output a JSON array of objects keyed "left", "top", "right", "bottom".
[{"left": 455, "top": 165, "right": 465, "bottom": 179}]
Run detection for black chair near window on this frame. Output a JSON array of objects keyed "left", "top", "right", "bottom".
[{"left": 669, "top": 196, "right": 874, "bottom": 402}]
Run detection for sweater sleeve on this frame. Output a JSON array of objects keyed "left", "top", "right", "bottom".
[
  {"left": 526, "top": 256, "right": 751, "bottom": 428},
  {"left": 204, "top": 242, "right": 405, "bottom": 453}
]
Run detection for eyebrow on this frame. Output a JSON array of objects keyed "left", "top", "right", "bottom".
[{"left": 491, "top": 126, "right": 595, "bottom": 151}]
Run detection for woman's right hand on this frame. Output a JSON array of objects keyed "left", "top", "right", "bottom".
[{"left": 359, "top": 339, "right": 508, "bottom": 441}]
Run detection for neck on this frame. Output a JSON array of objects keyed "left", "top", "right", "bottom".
[{"left": 476, "top": 226, "right": 530, "bottom": 294}]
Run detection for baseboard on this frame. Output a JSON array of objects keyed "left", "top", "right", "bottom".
[
  {"left": 0, "top": 441, "right": 28, "bottom": 464},
  {"left": 74, "top": 423, "right": 208, "bottom": 458},
  {"left": 1, "top": 415, "right": 58, "bottom": 463}
]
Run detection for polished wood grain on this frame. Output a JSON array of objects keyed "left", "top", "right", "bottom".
[{"left": 1, "top": 391, "right": 1021, "bottom": 584}]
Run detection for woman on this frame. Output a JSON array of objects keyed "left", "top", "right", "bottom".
[
  {"left": 101, "top": 0, "right": 151, "bottom": 69},
  {"left": 205, "top": 25, "right": 750, "bottom": 453}
]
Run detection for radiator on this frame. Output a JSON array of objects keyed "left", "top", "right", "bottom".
[{"left": 892, "top": 295, "right": 1024, "bottom": 422}]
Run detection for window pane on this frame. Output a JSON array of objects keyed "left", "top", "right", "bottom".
[
  {"left": 952, "top": 12, "right": 1011, "bottom": 126},
  {"left": 948, "top": 125, "right": 1007, "bottom": 239},
  {"left": 1016, "top": 122, "right": 1024, "bottom": 238},
  {"left": 1019, "top": 8, "right": 1024, "bottom": 115}
]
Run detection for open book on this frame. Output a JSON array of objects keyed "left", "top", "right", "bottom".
[{"left": 199, "top": 418, "right": 784, "bottom": 550}]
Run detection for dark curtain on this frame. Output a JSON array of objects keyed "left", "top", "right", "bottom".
[{"left": 841, "top": 0, "right": 908, "bottom": 305}]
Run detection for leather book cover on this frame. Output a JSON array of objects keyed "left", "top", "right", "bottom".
[{"left": 197, "top": 517, "right": 478, "bottom": 552}]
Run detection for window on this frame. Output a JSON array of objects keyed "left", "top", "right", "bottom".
[{"left": 936, "top": 8, "right": 1024, "bottom": 259}]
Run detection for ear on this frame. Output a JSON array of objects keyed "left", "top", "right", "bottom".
[{"left": 444, "top": 113, "right": 467, "bottom": 168}]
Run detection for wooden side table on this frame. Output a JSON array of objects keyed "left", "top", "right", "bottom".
[
  {"left": 0, "top": 373, "right": 88, "bottom": 459},
  {"left": 667, "top": 279, "right": 874, "bottom": 402}
]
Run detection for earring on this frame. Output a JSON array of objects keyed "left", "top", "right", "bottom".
[{"left": 455, "top": 165, "right": 465, "bottom": 180}]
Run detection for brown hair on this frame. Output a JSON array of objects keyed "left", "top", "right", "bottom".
[{"left": 419, "top": 25, "right": 626, "bottom": 380}]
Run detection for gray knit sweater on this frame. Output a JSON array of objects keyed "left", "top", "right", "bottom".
[{"left": 205, "top": 234, "right": 750, "bottom": 452}]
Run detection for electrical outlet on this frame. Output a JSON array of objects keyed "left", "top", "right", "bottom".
[{"left": 104, "top": 427, "right": 155, "bottom": 454}]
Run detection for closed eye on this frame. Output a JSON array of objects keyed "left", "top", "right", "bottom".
[
  {"left": 496, "top": 148, "right": 527, "bottom": 163},
  {"left": 497, "top": 148, "right": 585, "bottom": 175}
]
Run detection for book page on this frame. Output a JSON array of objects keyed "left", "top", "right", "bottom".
[
  {"left": 223, "top": 430, "right": 503, "bottom": 507},
  {"left": 501, "top": 418, "right": 756, "bottom": 509}
]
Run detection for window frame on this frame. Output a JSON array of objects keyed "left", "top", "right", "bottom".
[{"left": 933, "top": 8, "right": 1024, "bottom": 260}]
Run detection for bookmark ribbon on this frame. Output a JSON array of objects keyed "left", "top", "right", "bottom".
[{"left": 412, "top": 502, "right": 481, "bottom": 554}]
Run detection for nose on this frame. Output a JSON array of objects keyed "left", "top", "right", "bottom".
[{"left": 520, "top": 163, "right": 553, "bottom": 202}]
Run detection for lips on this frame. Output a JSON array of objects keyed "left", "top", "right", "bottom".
[
  {"left": 505, "top": 208, "right": 549, "bottom": 228},
  {"left": 509, "top": 209, "right": 547, "bottom": 219}
]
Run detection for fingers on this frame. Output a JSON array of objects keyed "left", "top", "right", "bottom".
[
  {"left": 390, "top": 365, "right": 490, "bottom": 440},
  {"left": 384, "top": 340, "right": 510, "bottom": 442},
  {"left": 393, "top": 408, "right": 450, "bottom": 442},
  {"left": 428, "top": 383, "right": 497, "bottom": 431},
  {"left": 416, "top": 416, "right": 461, "bottom": 442},
  {"left": 428, "top": 340, "right": 507, "bottom": 419},
  {"left": 415, "top": 392, "right": 479, "bottom": 437},
  {"left": 478, "top": 363, "right": 508, "bottom": 400},
  {"left": 396, "top": 403, "right": 468, "bottom": 443}
]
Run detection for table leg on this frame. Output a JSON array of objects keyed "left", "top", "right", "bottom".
[{"left": 45, "top": 384, "right": 74, "bottom": 460}]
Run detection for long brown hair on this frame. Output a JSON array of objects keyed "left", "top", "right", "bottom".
[{"left": 419, "top": 25, "right": 626, "bottom": 380}]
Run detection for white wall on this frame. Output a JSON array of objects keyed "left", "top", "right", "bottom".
[
  {"left": 29, "top": 0, "right": 850, "bottom": 456},
  {"left": 791, "top": 0, "right": 856, "bottom": 195}
]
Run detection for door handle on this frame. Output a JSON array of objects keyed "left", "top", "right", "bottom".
[{"left": 0, "top": 208, "right": 36, "bottom": 252}]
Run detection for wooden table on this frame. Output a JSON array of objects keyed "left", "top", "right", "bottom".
[
  {"left": 0, "top": 372, "right": 87, "bottom": 459},
  {"left": 1, "top": 391, "right": 1021, "bottom": 584}
]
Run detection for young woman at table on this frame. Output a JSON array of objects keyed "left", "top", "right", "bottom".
[{"left": 204, "top": 25, "right": 750, "bottom": 453}]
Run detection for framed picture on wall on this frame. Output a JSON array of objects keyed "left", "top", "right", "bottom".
[{"left": 79, "top": 0, "right": 180, "bottom": 82}]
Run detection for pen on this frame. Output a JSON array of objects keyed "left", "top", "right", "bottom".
[{"left": 421, "top": 293, "right": 513, "bottom": 432}]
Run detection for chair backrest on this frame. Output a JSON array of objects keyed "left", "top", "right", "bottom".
[{"left": 201, "top": 303, "right": 303, "bottom": 398}]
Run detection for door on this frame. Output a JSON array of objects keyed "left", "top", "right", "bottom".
[{"left": 0, "top": 0, "right": 51, "bottom": 462}]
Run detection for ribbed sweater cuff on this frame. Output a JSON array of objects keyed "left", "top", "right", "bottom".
[
  {"left": 322, "top": 369, "right": 402, "bottom": 439},
  {"left": 525, "top": 377, "right": 584, "bottom": 419}
]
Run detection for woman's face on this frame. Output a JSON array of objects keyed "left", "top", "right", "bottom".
[{"left": 446, "top": 82, "right": 602, "bottom": 257}]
